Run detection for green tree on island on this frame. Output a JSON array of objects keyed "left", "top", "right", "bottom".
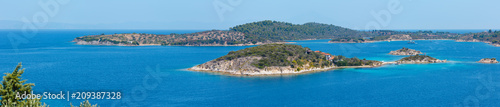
[{"left": 0, "top": 63, "right": 98, "bottom": 107}]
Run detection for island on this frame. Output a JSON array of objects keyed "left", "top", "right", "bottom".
[
  {"left": 396, "top": 55, "right": 447, "bottom": 64},
  {"left": 477, "top": 58, "right": 498, "bottom": 63},
  {"left": 187, "top": 44, "right": 382, "bottom": 76},
  {"left": 389, "top": 47, "right": 423, "bottom": 55}
]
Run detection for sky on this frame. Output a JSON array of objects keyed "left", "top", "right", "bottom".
[{"left": 0, "top": 0, "right": 499, "bottom": 30}]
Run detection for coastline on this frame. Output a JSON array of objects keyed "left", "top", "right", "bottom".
[
  {"left": 187, "top": 65, "right": 337, "bottom": 76},
  {"left": 72, "top": 40, "right": 295, "bottom": 47},
  {"left": 186, "top": 63, "right": 388, "bottom": 76},
  {"left": 186, "top": 57, "right": 457, "bottom": 76},
  {"left": 329, "top": 39, "right": 500, "bottom": 47}
]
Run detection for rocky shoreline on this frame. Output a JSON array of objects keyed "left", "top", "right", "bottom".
[
  {"left": 188, "top": 61, "right": 389, "bottom": 76},
  {"left": 396, "top": 59, "right": 447, "bottom": 64},
  {"left": 73, "top": 39, "right": 292, "bottom": 46},
  {"left": 188, "top": 64, "right": 338, "bottom": 76},
  {"left": 72, "top": 39, "right": 138, "bottom": 46},
  {"left": 477, "top": 58, "right": 498, "bottom": 63}
]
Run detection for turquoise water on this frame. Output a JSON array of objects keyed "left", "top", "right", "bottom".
[{"left": 1, "top": 30, "right": 500, "bottom": 106}]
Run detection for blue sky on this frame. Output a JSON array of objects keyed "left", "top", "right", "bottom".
[{"left": 0, "top": 0, "right": 499, "bottom": 30}]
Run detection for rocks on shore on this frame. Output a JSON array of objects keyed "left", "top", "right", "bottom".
[
  {"left": 477, "top": 58, "right": 498, "bottom": 63},
  {"left": 72, "top": 39, "right": 137, "bottom": 46},
  {"left": 389, "top": 47, "right": 423, "bottom": 55}
]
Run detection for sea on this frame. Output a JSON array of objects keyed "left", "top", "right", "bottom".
[{"left": 0, "top": 29, "right": 499, "bottom": 106}]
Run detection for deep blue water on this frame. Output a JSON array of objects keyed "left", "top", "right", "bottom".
[{"left": 1, "top": 30, "right": 500, "bottom": 106}]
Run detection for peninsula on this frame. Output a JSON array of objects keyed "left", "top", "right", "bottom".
[
  {"left": 72, "top": 30, "right": 261, "bottom": 46},
  {"left": 188, "top": 44, "right": 381, "bottom": 76},
  {"left": 389, "top": 47, "right": 423, "bottom": 55},
  {"left": 73, "top": 20, "right": 359, "bottom": 46}
]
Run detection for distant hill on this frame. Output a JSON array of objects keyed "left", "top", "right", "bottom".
[{"left": 230, "top": 20, "right": 368, "bottom": 41}]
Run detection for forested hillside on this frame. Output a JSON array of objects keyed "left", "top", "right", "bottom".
[
  {"left": 230, "top": 20, "right": 369, "bottom": 41},
  {"left": 216, "top": 44, "right": 332, "bottom": 69}
]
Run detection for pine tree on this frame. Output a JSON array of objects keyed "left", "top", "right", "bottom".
[
  {"left": 70, "top": 100, "right": 99, "bottom": 107},
  {"left": 0, "top": 62, "right": 46, "bottom": 107}
]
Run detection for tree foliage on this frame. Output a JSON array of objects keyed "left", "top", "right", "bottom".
[
  {"left": 332, "top": 55, "right": 379, "bottom": 66},
  {"left": 230, "top": 20, "right": 366, "bottom": 41},
  {"left": 216, "top": 44, "right": 332, "bottom": 69},
  {"left": 398, "top": 55, "right": 436, "bottom": 61},
  {"left": 0, "top": 63, "right": 46, "bottom": 107},
  {"left": 71, "top": 100, "right": 99, "bottom": 107}
]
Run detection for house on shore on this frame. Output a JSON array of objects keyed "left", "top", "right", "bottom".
[{"left": 314, "top": 50, "right": 335, "bottom": 61}]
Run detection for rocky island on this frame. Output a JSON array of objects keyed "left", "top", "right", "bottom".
[
  {"left": 396, "top": 55, "right": 447, "bottom": 64},
  {"left": 477, "top": 58, "right": 498, "bottom": 63},
  {"left": 389, "top": 47, "right": 423, "bottom": 55},
  {"left": 188, "top": 44, "right": 381, "bottom": 76}
]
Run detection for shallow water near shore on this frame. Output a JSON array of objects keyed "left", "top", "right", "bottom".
[{"left": 1, "top": 30, "right": 500, "bottom": 106}]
